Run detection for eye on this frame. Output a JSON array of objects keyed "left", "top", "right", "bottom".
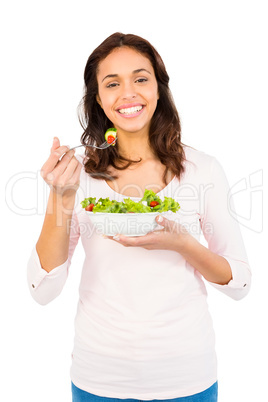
[
  {"left": 106, "top": 82, "right": 119, "bottom": 88},
  {"left": 135, "top": 78, "right": 148, "bottom": 83}
]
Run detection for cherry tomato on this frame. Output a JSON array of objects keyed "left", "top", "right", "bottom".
[
  {"left": 107, "top": 135, "right": 116, "bottom": 144},
  {"left": 150, "top": 201, "right": 159, "bottom": 208},
  {"left": 85, "top": 203, "right": 95, "bottom": 211}
]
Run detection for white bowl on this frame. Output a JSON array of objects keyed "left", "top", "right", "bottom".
[{"left": 86, "top": 211, "right": 167, "bottom": 236}]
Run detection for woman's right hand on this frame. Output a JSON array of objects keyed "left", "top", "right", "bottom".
[
  {"left": 41, "top": 137, "right": 82, "bottom": 197},
  {"left": 36, "top": 137, "right": 82, "bottom": 272}
]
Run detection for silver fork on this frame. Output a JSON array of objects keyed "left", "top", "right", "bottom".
[{"left": 69, "top": 138, "right": 116, "bottom": 151}]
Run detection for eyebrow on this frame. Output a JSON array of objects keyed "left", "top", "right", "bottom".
[{"left": 101, "top": 68, "right": 152, "bottom": 83}]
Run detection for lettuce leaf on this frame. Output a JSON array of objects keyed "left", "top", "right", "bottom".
[
  {"left": 81, "top": 189, "right": 180, "bottom": 213},
  {"left": 80, "top": 197, "right": 96, "bottom": 209},
  {"left": 123, "top": 198, "right": 151, "bottom": 213},
  {"left": 157, "top": 196, "right": 180, "bottom": 212},
  {"left": 92, "top": 198, "right": 127, "bottom": 213},
  {"left": 140, "top": 189, "right": 162, "bottom": 205}
]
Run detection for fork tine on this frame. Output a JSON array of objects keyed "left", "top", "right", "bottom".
[
  {"left": 69, "top": 138, "right": 116, "bottom": 151},
  {"left": 99, "top": 142, "right": 112, "bottom": 149},
  {"left": 99, "top": 139, "right": 116, "bottom": 149}
]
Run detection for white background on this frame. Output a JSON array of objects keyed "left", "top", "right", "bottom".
[{"left": 1, "top": 1, "right": 267, "bottom": 401}]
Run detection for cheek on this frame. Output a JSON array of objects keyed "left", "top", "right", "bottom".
[
  {"left": 147, "top": 88, "right": 159, "bottom": 111},
  {"left": 146, "top": 84, "right": 159, "bottom": 102},
  {"left": 98, "top": 94, "right": 113, "bottom": 115}
]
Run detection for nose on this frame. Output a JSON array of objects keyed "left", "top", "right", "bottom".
[{"left": 120, "top": 82, "right": 137, "bottom": 100}]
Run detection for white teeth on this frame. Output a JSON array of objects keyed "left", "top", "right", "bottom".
[{"left": 118, "top": 106, "right": 143, "bottom": 114}]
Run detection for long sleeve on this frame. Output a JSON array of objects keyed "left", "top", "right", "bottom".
[
  {"left": 200, "top": 157, "right": 252, "bottom": 300},
  {"left": 27, "top": 210, "right": 80, "bottom": 305}
]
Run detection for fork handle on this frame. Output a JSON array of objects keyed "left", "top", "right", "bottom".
[{"left": 69, "top": 145, "right": 85, "bottom": 151}]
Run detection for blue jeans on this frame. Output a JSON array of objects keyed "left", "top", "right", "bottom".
[{"left": 71, "top": 382, "right": 218, "bottom": 402}]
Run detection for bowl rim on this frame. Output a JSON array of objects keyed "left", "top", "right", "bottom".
[{"left": 86, "top": 211, "right": 164, "bottom": 215}]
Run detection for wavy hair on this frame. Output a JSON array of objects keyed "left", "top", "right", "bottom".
[{"left": 78, "top": 32, "right": 185, "bottom": 184}]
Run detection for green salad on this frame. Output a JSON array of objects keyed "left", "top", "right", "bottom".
[{"left": 81, "top": 189, "right": 180, "bottom": 213}]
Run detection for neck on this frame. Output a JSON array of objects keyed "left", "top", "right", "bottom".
[{"left": 116, "top": 129, "right": 157, "bottom": 162}]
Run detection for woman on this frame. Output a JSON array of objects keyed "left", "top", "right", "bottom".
[{"left": 27, "top": 33, "right": 251, "bottom": 402}]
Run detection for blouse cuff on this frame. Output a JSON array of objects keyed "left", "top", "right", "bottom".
[
  {"left": 208, "top": 256, "right": 251, "bottom": 300},
  {"left": 27, "top": 247, "right": 69, "bottom": 291}
]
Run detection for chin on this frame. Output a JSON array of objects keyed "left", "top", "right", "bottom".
[{"left": 116, "top": 122, "right": 150, "bottom": 135}]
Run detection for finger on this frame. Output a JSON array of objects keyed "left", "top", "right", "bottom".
[
  {"left": 41, "top": 147, "right": 73, "bottom": 179},
  {"left": 42, "top": 145, "right": 71, "bottom": 173},
  {"left": 111, "top": 234, "right": 139, "bottom": 247},
  {"left": 104, "top": 234, "right": 132, "bottom": 243},
  {"left": 111, "top": 233, "right": 156, "bottom": 247},
  {"left": 70, "top": 160, "right": 83, "bottom": 183},
  {"left": 59, "top": 156, "right": 80, "bottom": 183},
  {"left": 48, "top": 149, "right": 76, "bottom": 180},
  {"left": 51, "top": 137, "right": 60, "bottom": 152},
  {"left": 54, "top": 158, "right": 82, "bottom": 192},
  {"left": 51, "top": 145, "right": 71, "bottom": 158},
  {"left": 156, "top": 215, "right": 174, "bottom": 231},
  {"left": 156, "top": 216, "right": 187, "bottom": 238},
  {"left": 64, "top": 162, "right": 82, "bottom": 190}
]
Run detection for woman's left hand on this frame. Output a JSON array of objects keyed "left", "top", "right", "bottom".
[
  {"left": 104, "top": 215, "right": 190, "bottom": 252},
  {"left": 105, "top": 215, "right": 233, "bottom": 285}
]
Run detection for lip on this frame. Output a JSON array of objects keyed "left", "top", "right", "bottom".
[
  {"left": 116, "top": 102, "right": 144, "bottom": 110},
  {"left": 115, "top": 103, "right": 145, "bottom": 118}
]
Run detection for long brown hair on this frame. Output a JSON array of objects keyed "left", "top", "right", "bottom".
[{"left": 78, "top": 32, "right": 185, "bottom": 184}]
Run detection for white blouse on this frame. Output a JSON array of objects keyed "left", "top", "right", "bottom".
[{"left": 27, "top": 146, "right": 251, "bottom": 399}]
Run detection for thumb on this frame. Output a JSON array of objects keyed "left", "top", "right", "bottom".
[
  {"left": 156, "top": 215, "right": 173, "bottom": 230},
  {"left": 51, "top": 136, "right": 60, "bottom": 152}
]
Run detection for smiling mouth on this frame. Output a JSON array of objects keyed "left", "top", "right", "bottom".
[{"left": 117, "top": 105, "right": 144, "bottom": 115}]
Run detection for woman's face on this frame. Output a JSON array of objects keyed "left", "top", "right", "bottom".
[{"left": 96, "top": 46, "right": 159, "bottom": 136}]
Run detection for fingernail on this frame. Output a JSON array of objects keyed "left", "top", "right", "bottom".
[
  {"left": 113, "top": 234, "right": 120, "bottom": 241},
  {"left": 102, "top": 234, "right": 108, "bottom": 239},
  {"left": 157, "top": 215, "right": 164, "bottom": 222}
]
